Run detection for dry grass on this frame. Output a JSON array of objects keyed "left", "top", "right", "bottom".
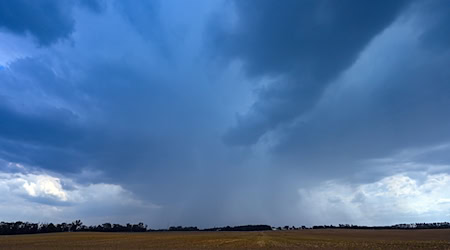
[{"left": 1, "top": 229, "right": 449, "bottom": 249}]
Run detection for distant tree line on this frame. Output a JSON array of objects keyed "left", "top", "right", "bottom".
[
  {"left": 308, "top": 222, "right": 450, "bottom": 230},
  {"left": 168, "top": 226, "right": 199, "bottom": 231},
  {"left": 203, "top": 225, "right": 272, "bottom": 231},
  {"left": 1, "top": 221, "right": 449, "bottom": 235},
  {"left": 166, "top": 225, "right": 272, "bottom": 232},
  {"left": 0, "top": 220, "right": 147, "bottom": 235},
  {"left": 274, "top": 222, "right": 450, "bottom": 230}
]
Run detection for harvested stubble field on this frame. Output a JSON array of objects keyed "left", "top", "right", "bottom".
[{"left": 0, "top": 229, "right": 449, "bottom": 249}]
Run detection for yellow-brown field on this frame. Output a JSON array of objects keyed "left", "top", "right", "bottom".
[{"left": 1, "top": 229, "right": 449, "bottom": 249}]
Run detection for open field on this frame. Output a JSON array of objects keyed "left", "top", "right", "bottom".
[{"left": 1, "top": 229, "right": 450, "bottom": 249}]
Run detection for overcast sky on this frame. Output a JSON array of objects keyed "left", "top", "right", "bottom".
[{"left": 0, "top": 0, "right": 450, "bottom": 228}]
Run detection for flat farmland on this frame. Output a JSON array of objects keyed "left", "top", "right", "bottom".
[{"left": 1, "top": 229, "right": 450, "bottom": 249}]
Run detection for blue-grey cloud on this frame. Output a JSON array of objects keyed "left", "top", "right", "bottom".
[
  {"left": 417, "top": 0, "right": 450, "bottom": 50},
  {"left": 0, "top": 0, "right": 101, "bottom": 46},
  {"left": 0, "top": 0, "right": 450, "bottom": 228},
  {"left": 269, "top": 2, "right": 450, "bottom": 180},
  {"left": 219, "top": 0, "right": 410, "bottom": 145},
  {"left": 0, "top": 0, "right": 250, "bottom": 214}
]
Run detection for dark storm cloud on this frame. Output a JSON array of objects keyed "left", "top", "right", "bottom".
[
  {"left": 0, "top": 0, "right": 245, "bottom": 211},
  {"left": 263, "top": 0, "right": 450, "bottom": 180},
  {"left": 1, "top": 0, "right": 450, "bottom": 227},
  {"left": 0, "top": 101, "right": 81, "bottom": 147},
  {"left": 275, "top": 47, "right": 450, "bottom": 179},
  {"left": 219, "top": 0, "right": 410, "bottom": 145},
  {"left": 0, "top": 56, "right": 197, "bottom": 177},
  {"left": 0, "top": 0, "right": 101, "bottom": 46},
  {"left": 0, "top": 52, "right": 257, "bottom": 225},
  {"left": 0, "top": 57, "right": 91, "bottom": 172},
  {"left": 0, "top": 57, "right": 87, "bottom": 146}
]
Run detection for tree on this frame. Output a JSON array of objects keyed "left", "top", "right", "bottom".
[{"left": 70, "top": 220, "right": 83, "bottom": 232}]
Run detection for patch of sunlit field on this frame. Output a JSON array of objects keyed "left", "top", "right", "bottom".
[{"left": 0, "top": 229, "right": 449, "bottom": 249}]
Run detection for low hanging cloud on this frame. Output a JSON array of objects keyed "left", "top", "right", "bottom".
[
  {"left": 0, "top": 164, "right": 160, "bottom": 225},
  {"left": 296, "top": 142, "right": 450, "bottom": 226},
  {"left": 298, "top": 172, "right": 450, "bottom": 226}
]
